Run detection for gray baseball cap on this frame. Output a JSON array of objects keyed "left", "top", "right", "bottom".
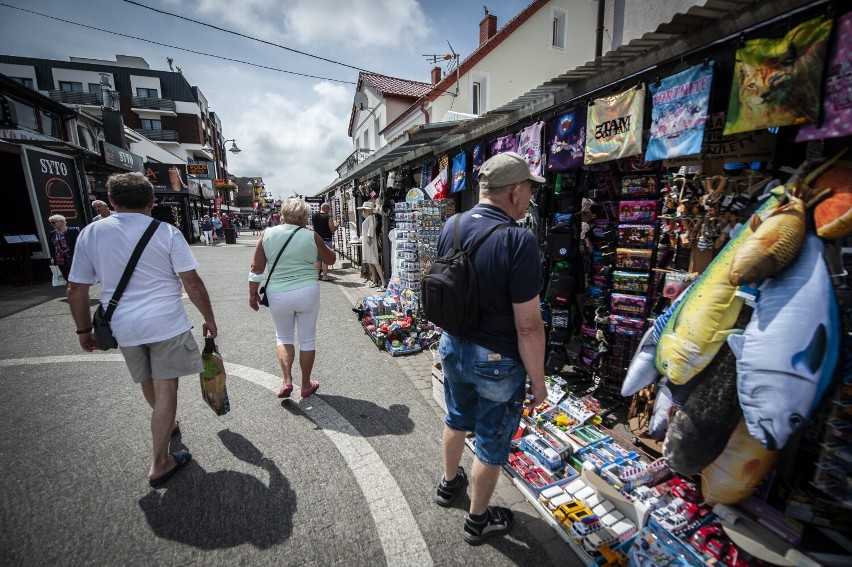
[{"left": 478, "top": 151, "right": 546, "bottom": 189}]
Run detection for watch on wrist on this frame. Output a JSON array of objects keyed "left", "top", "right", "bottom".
[{"left": 76, "top": 327, "right": 93, "bottom": 335}]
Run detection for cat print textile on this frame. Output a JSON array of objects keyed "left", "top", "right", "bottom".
[
  {"left": 797, "top": 12, "right": 852, "bottom": 142},
  {"left": 724, "top": 16, "right": 833, "bottom": 136},
  {"left": 585, "top": 84, "right": 646, "bottom": 165}
]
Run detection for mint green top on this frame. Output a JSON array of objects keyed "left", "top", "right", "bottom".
[{"left": 262, "top": 224, "right": 319, "bottom": 292}]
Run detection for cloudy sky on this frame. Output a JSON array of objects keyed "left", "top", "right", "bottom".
[{"left": 0, "top": 0, "right": 530, "bottom": 197}]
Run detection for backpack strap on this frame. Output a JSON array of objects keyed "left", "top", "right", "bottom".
[
  {"left": 103, "top": 219, "right": 160, "bottom": 322},
  {"left": 459, "top": 218, "right": 517, "bottom": 258}
]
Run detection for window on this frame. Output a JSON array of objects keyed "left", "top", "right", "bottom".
[
  {"left": 58, "top": 81, "right": 83, "bottom": 92},
  {"left": 472, "top": 82, "right": 482, "bottom": 115},
  {"left": 363, "top": 129, "right": 369, "bottom": 150},
  {"left": 140, "top": 118, "right": 162, "bottom": 130},
  {"left": 39, "top": 110, "right": 60, "bottom": 137},
  {"left": 551, "top": 8, "right": 567, "bottom": 49},
  {"left": 136, "top": 87, "right": 159, "bottom": 98},
  {"left": 10, "top": 77, "right": 34, "bottom": 88},
  {"left": 88, "top": 83, "right": 101, "bottom": 94},
  {"left": 4, "top": 96, "right": 37, "bottom": 130},
  {"left": 373, "top": 117, "right": 380, "bottom": 150}
]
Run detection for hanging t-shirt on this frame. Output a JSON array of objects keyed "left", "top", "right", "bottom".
[
  {"left": 585, "top": 84, "right": 646, "bottom": 165},
  {"left": 490, "top": 133, "right": 518, "bottom": 155},
  {"left": 646, "top": 63, "right": 714, "bottom": 161},
  {"left": 517, "top": 121, "right": 544, "bottom": 176},
  {"left": 548, "top": 109, "right": 586, "bottom": 171},
  {"left": 451, "top": 151, "right": 466, "bottom": 193},
  {"left": 472, "top": 144, "right": 485, "bottom": 182}
]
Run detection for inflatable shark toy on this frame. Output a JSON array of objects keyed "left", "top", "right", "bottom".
[{"left": 728, "top": 233, "right": 840, "bottom": 451}]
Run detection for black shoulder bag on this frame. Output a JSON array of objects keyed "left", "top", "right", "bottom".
[
  {"left": 258, "top": 227, "right": 301, "bottom": 307},
  {"left": 92, "top": 219, "right": 161, "bottom": 350}
]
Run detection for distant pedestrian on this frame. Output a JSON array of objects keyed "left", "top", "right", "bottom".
[
  {"left": 67, "top": 171, "right": 218, "bottom": 488},
  {"left": 248, "top": 198, "right": 335, "bottom": 399},
  {"left": 211, "top": 214, "right": 223, "bottom": 240},
  {"left": 251, "top": 216, "right": 261, "bottom": 235},
  {"left": 311, "top": 203, "right": 337, "bottom": 281},
  {"left": 91, "top": 200, "right": 112, "bottom": 221},
  {"left": 47, "top": 214, "right": 80, "bottom": 285},
  {"left": 434, "top": 152, "right": 547, "bottom": 545},
  {"left": 200, "top": 215, "right": 214, "bottom": 246}
]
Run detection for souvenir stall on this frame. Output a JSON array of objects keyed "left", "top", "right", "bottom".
[{"left": 398, "top": 6, "right": 851, "bottom": 565}]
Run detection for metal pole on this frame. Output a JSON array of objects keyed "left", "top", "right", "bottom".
[{"left": 595, "top": 0, "right": 606, "bottom": 59}]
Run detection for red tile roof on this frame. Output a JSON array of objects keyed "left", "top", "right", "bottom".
[{"left": 358, "top": 72, "right": 431, "bottom": 99}]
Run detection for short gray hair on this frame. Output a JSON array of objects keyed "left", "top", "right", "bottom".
[
  {"left": 107, "top": 172, "right": 154, "bottom": 209},
  {"left": 280, "top": 198, "right": 310, "bottom": 225},
  {"left": 48, "top": 214, "right": 66, "bottom": 223},
  {"left": 92, "top": 200, "right": 107, "bottom": 208}
]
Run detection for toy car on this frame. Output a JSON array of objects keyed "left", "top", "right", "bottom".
[
  {"left": 610, "top": 519, "right": 637, "bottom": 542},
  {"left": 522, "top": 434, "right": 563, "bottom": 471},
  {"left": 571, "top": 515, "right": 602, "bottom": 541},
  {"left": 583, "top": 527, "right": 619, "bottom": 554},
  {"left": 658, "top": 513, "right": 688, "bottom": 533},
  {"left": 690, "top": 524, "right": 725, "bottom": 550},
  {"left": 553, "top": 500, "right": 587, "bottom": 524}
]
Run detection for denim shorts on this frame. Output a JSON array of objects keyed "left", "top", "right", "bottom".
[{"left": 439, "top": 334, "right": 526, "bottom": 466}]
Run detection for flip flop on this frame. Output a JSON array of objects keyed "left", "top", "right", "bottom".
[
  {"left": 321, "top": 277, "right": 332, "bottom": 282},
  {"left": 277, "top": 384, "right": 294, "bottom": 399},
  {"left": 301, "top": 380, "right": 319, "bottom": 398},
  {"left": 149, "top": 450, "right": 192, "bottom": 487}
]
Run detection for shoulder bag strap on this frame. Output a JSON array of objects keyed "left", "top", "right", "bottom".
[
  {"left": 262, "top": 227, "right": 302, "bottom": 287},
  {"left": 103, "top": 219, "right": 161, "bottom": 321}
]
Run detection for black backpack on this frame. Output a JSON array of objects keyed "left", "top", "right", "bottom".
[{"left": 421, "top": 214, "right": 515, "bottom": 335}]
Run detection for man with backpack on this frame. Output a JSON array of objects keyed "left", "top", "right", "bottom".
[{"left": 429, "top": 152, "right": 547, "bottom": 545}]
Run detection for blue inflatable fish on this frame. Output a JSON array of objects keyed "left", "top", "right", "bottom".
[{"left": 728, "top": 233, "right": 840, "bottom": 451}]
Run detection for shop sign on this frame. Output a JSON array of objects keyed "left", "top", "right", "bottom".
[
  {"left": 22, "top": 146, "right": 86, "bottom": 252},
  {"left": 187, "top": 164, "right": 209, "bottom": 175},
  {"left": 0, "top": 128, "right": 55, "bottom": 142},
  {"left": 143, "top": 162, "right": 190, "bottom": 193},
  {"left": 214, "top": 196, "right": 222, "bottom": 214},
  {"left": 155, "top": 195, "right": 181, "bottom": 207},
  {"left": 100, "top": 140, "right": 143, "bottom": 172},
  {"left": 199, "top": 179, "right": 215, "bottom": 199},
  {"left": 213, "top": 179, "right": 228, "bottom": 187},
  {"left": 664, "top": 113, "right": 775, "bottom": 167}
]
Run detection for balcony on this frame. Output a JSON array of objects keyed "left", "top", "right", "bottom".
[
  {"left": 138, "top": 128, "right": 179, "bottom": 143},
  {"left": 49, "top": 90, "right": 102, "bottom": 106},
  {"left": 130, "top": 96, "right": 176, "bottom": 112},
  {"left": 335, "top": 149, "right": 374, "bottom": 176}
]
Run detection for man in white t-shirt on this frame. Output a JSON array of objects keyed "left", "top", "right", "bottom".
[{"left": 68, "top": 172, "right": 218, "bottom": 488}]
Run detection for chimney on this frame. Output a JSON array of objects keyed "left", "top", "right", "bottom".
[
  {"left": 479, "top": 13, "right": 497, "bottom": 46},
  {"left": 431, "top": 66, "right": 442, "bottom": 85}
]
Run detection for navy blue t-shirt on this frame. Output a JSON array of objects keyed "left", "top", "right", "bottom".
[{"left": 436, "top": 204, "right": 542, "bottom": 360}]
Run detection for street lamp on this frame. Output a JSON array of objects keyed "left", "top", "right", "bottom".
[{"left": 223, "top": 139, "right": 241, "bottom": 154}]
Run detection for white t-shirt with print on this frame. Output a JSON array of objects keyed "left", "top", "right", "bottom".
[{"left": 69, "top": 212, "right": 199, "bottom": 346}]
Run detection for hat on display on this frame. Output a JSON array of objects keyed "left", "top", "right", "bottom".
[
  {"left": 357, "top": 201, "right": 377, "bottom": 211},
  {"left": 478, "top": 152, "right": 546, "bottom": 190}
]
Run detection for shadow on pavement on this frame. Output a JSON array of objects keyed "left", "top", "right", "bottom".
[
  {"left": 283, "top": 394, "right": 415, "bottom": 437},
  {"left": 335, "top": 281, "right": 369, "bottom": 289},
  {"left": 138, "top": 429, "right": 295, "bottom": 549},
  {"left": 0, "top": 283, "right": 67, "bottom": 318}
]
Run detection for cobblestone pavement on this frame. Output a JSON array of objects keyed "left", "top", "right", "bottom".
[{"left": 0, "top": 233, "right": 582, "bottom": 567}]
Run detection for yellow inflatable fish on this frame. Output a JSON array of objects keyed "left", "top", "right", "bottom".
[
  {"left": 729, "top": 196, "right": 805, "bottom": 286},
  {"left": 655, "top": 194, "right": 780, "bottom": 385},
  {"left": 701, "top": 420, "right": 779, "bottom": 505}
]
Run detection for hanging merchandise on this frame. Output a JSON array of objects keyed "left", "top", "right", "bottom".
[
  {"left": 518, "top": 121, "right": 545, "bottom": 176},
  {"left": 471, "top": 144, "right": 485, "bottom": 181},
  {"left": 423, "top": 166, "right": 447, "bottom": 199},
  {"left": 812, "top": 157, "right": 852, "bottom": 239},
  {"left": 451, "top": 151, "right": 466, "bottom": 193},
  {"left": 547, "top": 108, "right": 586, "bottom": 171},
  {"left": 797, "top": 12, "right": 852, "bottom": 142},
  {"left": 723, "top": 16, "right": 833, "bottom": 136},
  {"left": 490, "top": 133, "right": 518, "bottom": 155},
  {"left": 584, "top": 84, "right": 646, "bottom": 165},
  {"left": 419, "top": 157, "right": 437, "bottom": 190},
  {"left": 645, "top": 62, "right": 714, "bottom": 161}
]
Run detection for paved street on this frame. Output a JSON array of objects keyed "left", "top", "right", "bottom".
[{"left": 0, "top": 234, "right": 582, "bottom": 567}]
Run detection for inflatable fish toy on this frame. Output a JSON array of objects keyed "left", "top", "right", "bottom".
[
  {"left": 701, "top": 420, "right": 779, "bottom": 505},
  {"left": 655, "top": 195, "right": 780, "bottom": 385},
  {"left": 621, "top": 285, "right": 692, "bottom": 397},
  {"left": 663, "top": 339, "right": 743, "bottom": 476},
  {"left": 728, "top": 233, "right": 840, "bottom": 451},
  {"left": 813, "top": 159, "right": 852, "bottom": 240},
  {"left": 648, "top": 379, "right": 696, "bottom": 442},
  {"left": 728, "top": 196, "right": 805, "bottom": 286}
]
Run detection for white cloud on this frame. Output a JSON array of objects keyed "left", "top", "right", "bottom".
[
  {"left": 284, "top": 0, "right": 430, "bottom": 48},
  {"left": 226, "top": 81, "right": 352, "bottom": 197}
]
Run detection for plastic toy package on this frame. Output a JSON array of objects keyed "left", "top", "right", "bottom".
[
  {"left": 627, "top": 520, "right": 705, "bottom": 566},
  {"left": 621, "top": 175, "right": 660, "bottom": 197},
  {"left": 616, "top": 248, "right": 653, "bottom": 270},
  {"left": 613, "top": 270, "right": 650, "bottom": 293},
  {"left": 609, "top": 314, "right": 646, "bottom": 336},
  {"left": 618, "top": 199, "right": 657, "bottom": 222},
  {"left": 617, "top": 223, "right": 657, "bottom": 248},
  {"left": 610, "top": 293, "right": 648, "bottom": 317}
]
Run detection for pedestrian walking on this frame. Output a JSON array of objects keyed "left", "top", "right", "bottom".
[
  {"left": 311, "top": 203, "right": 337, "bottom": 281},
  {"left": 67, "top": 172, "right": 218, "bottom": 488},
  {"left": 433, "top": 152, "right": 547, "bottom": 545},
  {"left": 47, "top": 214, "right": 80, "bottom": 286},
  {"left": 248, "top": 198, "right": 335, "bottom": 399},
  {"left": 201, "top": 215, "right": 214, "bottom": 245},
  {"left": 211, "top": 214, "right": 223, "bottom": 240}
]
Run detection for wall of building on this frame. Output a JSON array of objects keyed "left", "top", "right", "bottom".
[
  {"left": 604, "top": 0, "right": 704, "bottom": 52},
  {"left": 51, "top": 68, "right": 113, "bottom": 91},
  {"left": 430, "top": 0, "right": 598, "bottom": 121},
  {"left": 0, "top": 63, "right": 37, "bottom": 86}
]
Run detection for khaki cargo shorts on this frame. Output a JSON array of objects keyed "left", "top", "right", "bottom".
[{"left": 120, "top": 330, "right": 203, "bottom": 383}]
